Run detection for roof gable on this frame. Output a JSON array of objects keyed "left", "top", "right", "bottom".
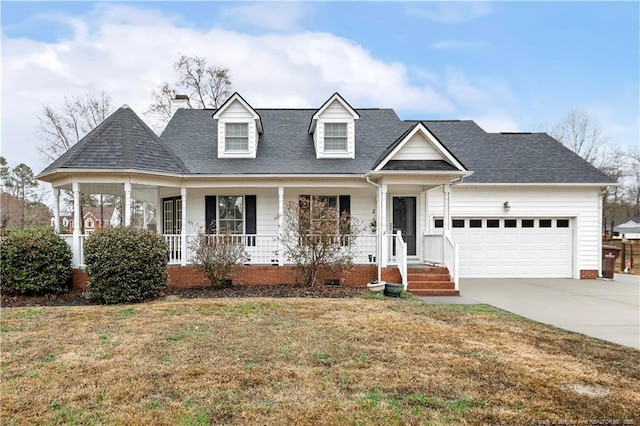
[
  {"left": 374, "top": 122, "right": 467, "bottom": 172},
  {"left": 309, "top": 93, "right": 360, "bottom": 133},
  {"left": 213, "top": 92, "right": 263, "bottom": 133}
]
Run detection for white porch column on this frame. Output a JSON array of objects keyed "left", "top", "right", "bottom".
[
  {"left": 278, "top": 186, "right": 284, "bottom": 266},
  {"left": 443, "top": 184, "right": 451, "bottom": 235},
  {"left": 180, "top": 186, "right": 187, "bottom": 266},
  {"left": 142, "top": 201, "right": 148, "bottom": 230},
  {"left": 53, "top": 187, "right": 60, "bottom": 233},
  {"left": 380, "top": 183, "right": 388, "bottom": 267},
  {"left": 72, "top": 182, "right": 81, "bottom": 268},
  {"left": 156, "top": 193, "right": 163, "bottom": 234},
  {"left": 124, "top": 182, "right": 132, "bottom": 226}
]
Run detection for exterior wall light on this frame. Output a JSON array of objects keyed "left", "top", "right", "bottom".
[{"left": 503, "top": 201, "right": 510, "bottom": 213}]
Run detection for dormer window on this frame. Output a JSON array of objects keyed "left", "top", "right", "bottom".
[
  {"left": 214, "top": 93, "right": 263, "bottom": 159},
  {"left": 225, "top": 123, "right": 249, "bottom": 152},
  {"left": 309, "top": 93, "right": 360, "bottom": 159},
  {"left": 324, "top": 123, "right": 348, "bottom": 151}
]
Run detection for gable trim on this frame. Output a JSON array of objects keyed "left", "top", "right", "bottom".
[
  {"left": 374, "top": 122, "right": 467, "bottom": 172},
  {"left": 213, "top": 92, "right": 263, "bottom": 133},
  {"left": 308, "top": 92, "right": 360, "bottom": 133}
]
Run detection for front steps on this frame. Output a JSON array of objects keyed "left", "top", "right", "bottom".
[{"left": 406, "top": 266, "right": 459, "bottom": 296}]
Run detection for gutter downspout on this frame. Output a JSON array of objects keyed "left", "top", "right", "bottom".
[{"left": 366, "top": 174, "right": 382, "bottom": 282}]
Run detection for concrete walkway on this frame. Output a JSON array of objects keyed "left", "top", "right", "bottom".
[{"left": 449, "top": 276, "right": 639, "bottom": 349}]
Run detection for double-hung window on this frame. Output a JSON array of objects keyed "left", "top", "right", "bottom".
[
  {"left": 225, "top": 123, "right": 249, "bottom": 152},
  {"left": 217, "top": 196, "right": 244, "bottom": 234},
  {"left": 324, "top": 123, "right": 347, "bottom": 151}
]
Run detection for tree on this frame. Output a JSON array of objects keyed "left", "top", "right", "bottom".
[
  {"left": 548, "top": 110, "right": 630, "bottom": 234},
  {"left": 625, "top": 150, "right": 640, "bottom": 217},
  {"left": 280, "top": 197, "right": 361, "bottom": 287},
  {"left": 38, "top": 91, "right": 112, "bottom": 162},
  {"left": 146, "top": 55, "right": 232, "bottom": 130},
  {"left": 1, "top": 162, "right": 39, "bottom": 230}
]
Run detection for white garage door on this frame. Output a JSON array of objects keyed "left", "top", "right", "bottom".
[{"left": 450, "top": 218, "right": 573, "bottom": 278}]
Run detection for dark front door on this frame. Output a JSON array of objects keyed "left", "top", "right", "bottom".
[{"left": 392, "top": 196, "right": 417, "bottom": 256}]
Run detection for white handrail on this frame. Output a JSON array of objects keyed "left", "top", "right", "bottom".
[
  {"left": 395, "top": 231, "right": 408, "bottom": 290},
  {"left": 443, "top": 233, "right": 459, "bottom": 290}
]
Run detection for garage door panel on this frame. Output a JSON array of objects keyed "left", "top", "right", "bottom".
[{"left": 451, "top": 217, "right": 572, "bottom": 278}]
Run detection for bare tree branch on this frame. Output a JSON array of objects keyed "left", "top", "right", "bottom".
[{"left": 38, "top": 91, "right": 113, "bottom": 162}]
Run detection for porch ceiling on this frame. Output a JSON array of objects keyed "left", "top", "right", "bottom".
[{"left": 55, "top": 183, "right": 158, "bottom": 205}]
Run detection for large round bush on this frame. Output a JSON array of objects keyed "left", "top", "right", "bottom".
[
  {"left": 0, "top": 227, "right": 72, "bottom": 295},
  {"left": 84, "top": 226, "right": 168, "bottom": 304}
]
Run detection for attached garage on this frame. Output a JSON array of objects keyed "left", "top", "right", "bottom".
[{"left": 449, "top": 217, "right": 573, "bottom": 278}]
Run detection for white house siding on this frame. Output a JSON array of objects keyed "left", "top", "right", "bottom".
[
  {"left": 159, "top": 186, "right": 376, "bottom": 235},
  {"left": 216, "top": 99, "right": 258, "bottom": 158},
  {"left": 426, "top": 185, "right": 602, "bottom": 278},
  {"left": 393, "top": 132, "right": 444, "bottom": 160}
]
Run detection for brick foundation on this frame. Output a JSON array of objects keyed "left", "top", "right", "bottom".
[
  {"left": 71, "top": 265, "right": 395, "bottom": 290},
  {"left": 72, "top": 269, "right": 89, "bottom": 291},
  {"left": 580, "top": 269, "right": 599, "bottom": 279}
]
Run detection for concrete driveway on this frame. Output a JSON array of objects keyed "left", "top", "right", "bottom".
[{"left": 458, "top": 275, "right": 640, "bottom": 349}]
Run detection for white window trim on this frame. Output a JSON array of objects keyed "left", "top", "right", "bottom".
[
  {"left": 224, "top": 122, "right": 250, "bottom": 153},
  {"left": 217, "top": 195, "right": 245, "bottom": 234},
  {"left": 323, "top": 123, "right": 348, "bottom": 152}
]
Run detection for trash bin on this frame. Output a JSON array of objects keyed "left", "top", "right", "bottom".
[{"left": 602, "top": 245, "right": 621, "bottom": 279}]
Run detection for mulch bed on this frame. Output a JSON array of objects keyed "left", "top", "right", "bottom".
[{"left": 0, "top": 285, "right": 366, "bottom": 308}]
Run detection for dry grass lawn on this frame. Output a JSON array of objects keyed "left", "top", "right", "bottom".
[{"left": 1, "top": 296, "right": 639, "bottom": 425}]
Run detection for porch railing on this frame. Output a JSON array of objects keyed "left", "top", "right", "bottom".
[
  {"left": 443, "top": 233, "right": 459, "bottom": 290},
  {"left": 422, "top": 233, "right": 459, "bottom": 291},
  {"left": 165, "top": 233, "right": 378, "bottom": 266},
  {"left": 395, "top": 231, "right": 408, "bottom": 290}
]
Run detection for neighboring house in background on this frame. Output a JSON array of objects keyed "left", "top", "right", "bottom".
[
  {"left": 51, "top": 206, "right": 119, "bottom": 233},
  {"left": 37, "top": 92, "right": 615, "bottom": 293},
  {"left": 613, "top": 217, "right": 640, "bottom": 240}
]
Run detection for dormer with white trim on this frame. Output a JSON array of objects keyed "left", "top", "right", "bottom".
[
  {"left": 309, "top": 93, "right": 360, "bottom": 159},
  {"left": 214, "top": 93, "right": 263, "bottom": 159}
]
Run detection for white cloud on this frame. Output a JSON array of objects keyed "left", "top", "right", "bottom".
[
  {"left": 217, "top": 2, "right": 311, "bottom": 32},
  {"left": 431, "top": 40, "right": 486, "bottom": 50},
  {"left": 408, "top": 3, "right": 492, "bottom": 24},
  {"left": 1, "top": 3, "right": 528, "bottom": 184}
]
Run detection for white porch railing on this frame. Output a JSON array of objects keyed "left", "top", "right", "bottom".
[
  {"left": 395, "top": 231, "right": 408, "bottom": 290},
  {"left": 165, "top": 233, "right": 378, "bottom": 266},
  {"left": 443, "top": 233, "right": 459, "bottom": 290},
  {"left": 63, "top": 233, "right": 381, "bottom": 268},
  {"left": 165, "top": 234, "right": 182, "bottom": 264},
  {"left": 422, "top": 233, "right": 459, "bottom": 291}
]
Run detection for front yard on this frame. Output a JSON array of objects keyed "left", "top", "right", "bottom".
[{"left": 1, "top": 296, "right": 638, "bottom": 425}]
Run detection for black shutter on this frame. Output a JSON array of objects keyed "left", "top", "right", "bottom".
[
  {"left": 205, "top": 195, "right": 217, "bottom": 234},
  {"left": 339, "top": 195, "right": 351, "bottom": 245},
  {"left": 245, "top": 195, "right": 257, "bottom": 246}
]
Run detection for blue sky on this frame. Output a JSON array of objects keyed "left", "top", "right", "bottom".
[{"left": 1, "top": 1, "right": 638, "bottom": 178}]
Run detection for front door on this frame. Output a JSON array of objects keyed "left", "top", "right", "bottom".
[{"left": 392, "top": 196, "right": 417, "bottom": 256}]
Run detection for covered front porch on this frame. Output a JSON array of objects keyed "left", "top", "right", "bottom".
[{"left": 47, "top": 172, "right": 461, "bottom": 290}]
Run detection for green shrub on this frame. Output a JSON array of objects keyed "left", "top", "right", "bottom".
[
  {"left": 84, "top": 227, "right": 168, "bottom": 304},
  {"left": 0, "top": 227, "right": 72, "bottom": 296}
]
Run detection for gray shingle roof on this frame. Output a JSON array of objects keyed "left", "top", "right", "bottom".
[
  {"left": 160, "top": 108, "right": 409, "bottom": 175},
  {"left": 40, "top": 103, "right": 616, "bottom": 185},
  {"left": 421, "top": 121, "right": 615, "bottom": 183},
  {"left": 161, "top": 108, "right": 613, "bottom": 184},
  {"left": 39, "top": 105, "right": 188, "bottom": 176}
]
